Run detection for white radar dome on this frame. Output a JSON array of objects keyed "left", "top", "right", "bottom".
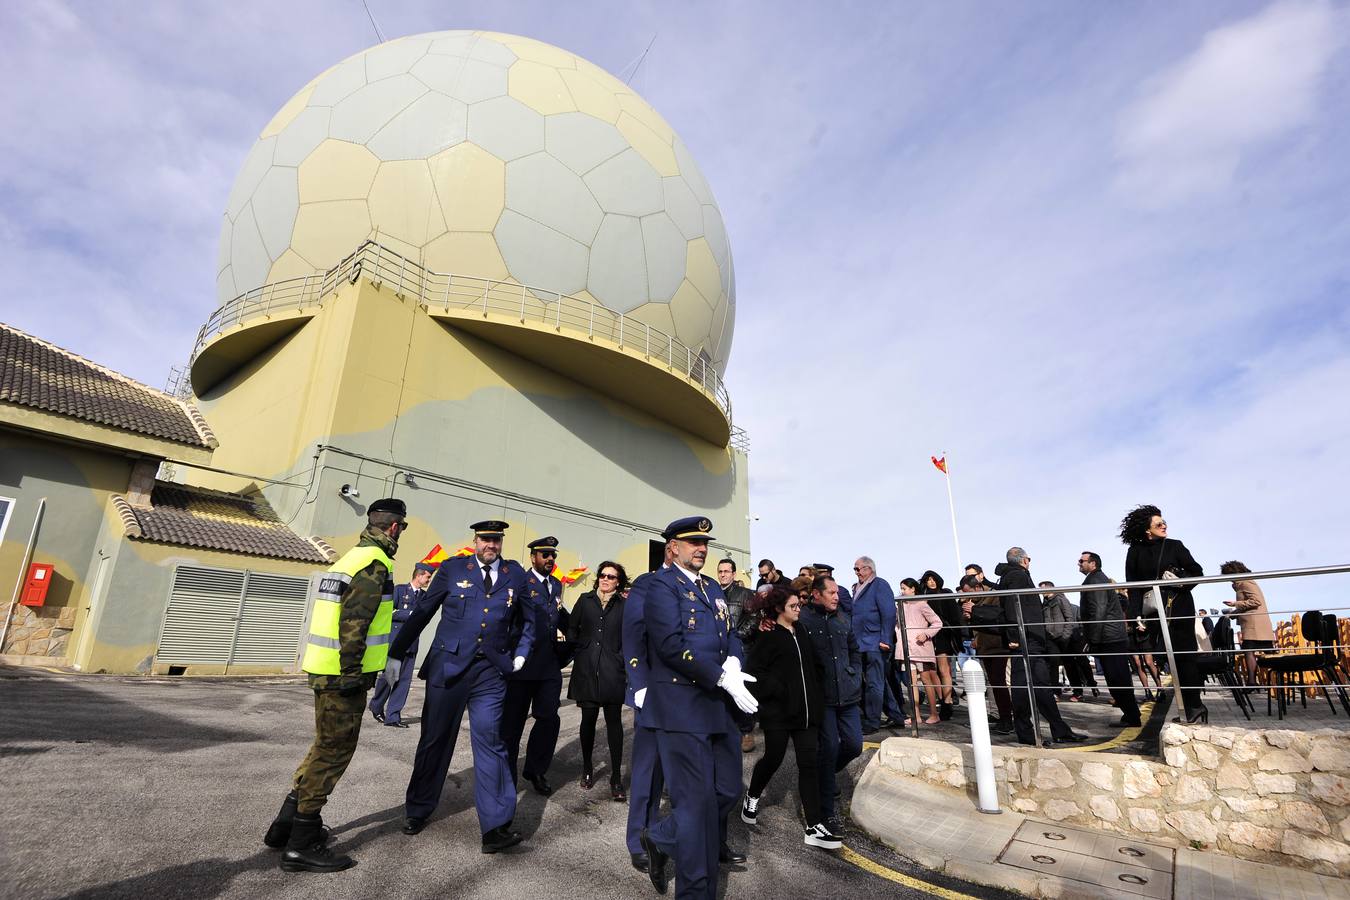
[{"left": 216, "top": 30, "right": 735, "bottom": 372}]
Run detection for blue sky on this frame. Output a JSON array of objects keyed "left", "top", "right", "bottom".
[{"left": 2, "top": 1, "right": 1348, "bottom": 614}]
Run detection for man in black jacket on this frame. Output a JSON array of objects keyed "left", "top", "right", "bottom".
[
  {"left": 1078, "top": 552, "right": 1141, "bottom": 727},
  {"left": 798, "top": 575, "right": 863, "bottom": 833},
  {"left": 995, "top": 548, "right": 1086, "bottom": 746},
  {"left": 718, "top": 558, "right": 760, "bottom": 751}
]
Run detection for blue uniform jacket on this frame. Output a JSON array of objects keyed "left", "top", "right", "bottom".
[
  {"left": 622, "top": 570, "right": 659, "bottom": 723},
  {"left": 513, "top": 569, "right": 570, "bottom": 680},
  {"left": 389, "top": 555, "right": 535, "bottom": 686},
  {"left": 798, "top": 604, "right": 863, "bottom": 706},
  {"left": 641, "top": 566, "right": 744, "bottom": 735},
  {"left": 390, "top": 583, "right": 423, "bottom": 658},
  {"left": 837, "top": 584, "right": 853, "bottom": 617},
  {"left": 852, "top": 577, "right": 896, "bottom": 652}
]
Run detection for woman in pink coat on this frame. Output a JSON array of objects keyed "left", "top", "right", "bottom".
[{"left": 896, "top": 578, "right": 945, "bottom": 725}]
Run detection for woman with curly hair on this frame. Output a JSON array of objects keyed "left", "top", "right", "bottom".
[
  {"left": 1120, "top": 505, "right": 1207, "bottom": 723},
  {"left": 567, "top": 560, "right": 630, "bottom": 799}
]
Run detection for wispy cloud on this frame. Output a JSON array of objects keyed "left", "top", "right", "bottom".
[{"left": 1115, "top": 0, "right": 1349, "bottom": 207}]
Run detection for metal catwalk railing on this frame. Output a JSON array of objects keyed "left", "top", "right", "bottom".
[
  {"left": 190, "top": 240, "right": 734, "bottom": 425},
  {"left": 886, "top": 563, "right": 1350, "bottom": 745}
]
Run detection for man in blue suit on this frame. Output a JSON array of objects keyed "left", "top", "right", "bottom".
[
  {"left": 640, "top": 517, "right": 757, "bottom": 899},
  {"left": 501, "top": 536, "right": 570, "bottom": 796},
  {"left": 852, "top": 555, "right": 903, "bottom": 734},
  {"left": 385, "top": 520, "right": 535, "bottom": 853},
  {"left": 622, "top": 541, "right": 673, "bottom": 874},
  {"left": 369, "top": 561, "right": 434, "bottom": 728}
]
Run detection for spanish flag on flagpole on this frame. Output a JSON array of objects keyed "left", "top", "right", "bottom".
[
  {"left": 931, "top": 455, "right": 948, "bottom": 475},
  {"left": 418, "top": 544, "right": 474, "bottom": 567},
  {"left": 931, "top": 451, "right": 963, "bottom": 575}
]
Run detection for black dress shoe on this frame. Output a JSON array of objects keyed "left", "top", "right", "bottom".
[
  {"left": 481, "top": 825, "right": 523, "bottom": 853},
  {"left": 385, "top": 721, "right": 409, "bottom": 728},
  {"left": 640, "top": 827, "right": 669, "bottom": 894},
  {"left": 1111, "top": 718, "right": 1142, "bottom": 728},
  {"left": 402, "top": 816, "right": 428, "bottom": 835},
  {"left": 525, "top": 773, "right": 553, "bottom": 796},
  {"left": 718, "top": 845, "right": 747, "bottom": 865},
  {"left": 630, "top": 851, "right": 650, "bottom": 873},
  {"left": 581, "top": 772, "right": 594, "bottom": 790},
  {"left": 1054, "top": 732, "right": 1089, "bottom": 744},
  {"left": 992, "top": 721, "right": 1015, "bottom": 735},
  {"left": 370, "top": 709, "right": 385, "bottom": 723}
]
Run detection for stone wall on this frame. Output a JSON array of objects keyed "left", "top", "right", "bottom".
[
  {"left": 1, "top": 603, "right": 75, "bottom": 659},
  {"left": 869, "top": 724, "right": 1350, "bottom": 878}
]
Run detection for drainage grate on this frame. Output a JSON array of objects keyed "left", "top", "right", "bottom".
[{"left": 997, "top": 821, "right": 1175, "bottom": 899}]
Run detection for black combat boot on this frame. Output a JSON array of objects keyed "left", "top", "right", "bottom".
[
  {"left": 279, "top": 813, "right": 354, "bottom": 873},
  {"left": 264, "top": 792, "right": 330, "bottom": 849}
]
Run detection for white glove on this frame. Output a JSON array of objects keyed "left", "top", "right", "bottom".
[
  {"left": 634, "top": 687, "right": 647, "bottom": 709},
  {"left": 722, "top": 655, "right": 742, "bottom": 674},
  {"left": 383, "top": 657, "right": 402, "bottom": 690},
  {"left": 513, "top": 655, "right": 526, "bottom": 672},
  {"left": 720, "top": 670, "right": 759, "bottom": 715}
]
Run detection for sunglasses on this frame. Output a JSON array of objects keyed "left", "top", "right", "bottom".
[
  {"left": 536, "top": 551, "right": 557, "bottom": 558},
  {"left": 598, "top": 572, "right": 619, "bottom": 580}
]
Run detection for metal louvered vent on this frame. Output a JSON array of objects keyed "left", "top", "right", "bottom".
[
  {"left": 157, "top": 566, "right": 310, "bottom": 670},
  {"left": 157, "top": 567, "right": 245, "bottom": 665},
  {"left": 232, "top": 573, "right": 310, "bottom": 666}
]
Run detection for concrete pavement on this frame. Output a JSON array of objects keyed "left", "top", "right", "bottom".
[{"left": 0, "top": 667, "right": 1013, "bottom": 899}]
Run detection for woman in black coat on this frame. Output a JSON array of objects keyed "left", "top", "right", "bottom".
[
  {"left": 741, "top": 588, "right": 841, "bottom": 850},
  {"left": 566, "top": 560, "right": 629, "bottom": 799},
  {"left": 1121, "top": 505, "right": 1207, "bottom": 723},
  {"left": 919, "top": 570, "right": 961, "bottom": 718}
]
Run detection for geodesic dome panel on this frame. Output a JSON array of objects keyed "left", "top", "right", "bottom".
[{"left": 216, "top": 30, "right": 735, "bottom": 372}]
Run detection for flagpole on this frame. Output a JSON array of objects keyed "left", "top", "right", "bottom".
[{"left": 943, "top": 450, "right": 963, "bottom": 574}]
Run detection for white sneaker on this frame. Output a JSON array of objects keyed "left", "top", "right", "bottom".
[
  {"left": 804, "top": 823, "right": 843, "bottom": 850},
  {"left": 740, "top": 795, "right": 759, "bottom": 825}
]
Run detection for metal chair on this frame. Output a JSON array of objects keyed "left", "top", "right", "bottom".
[
  {"left": 1197, "top": 616, "right": 1251, "bottom": 719},
  {"left": 1258, "top": 611, "right": 1337, "bottom": 719}
]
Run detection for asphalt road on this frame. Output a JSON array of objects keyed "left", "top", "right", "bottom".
[{"left": 0, "top": 668, "right": 1019, "bottom": 899}]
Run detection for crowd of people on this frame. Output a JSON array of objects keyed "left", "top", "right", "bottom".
[{"left": 262, "top": 498, "right": 1275, "bottom": 898}]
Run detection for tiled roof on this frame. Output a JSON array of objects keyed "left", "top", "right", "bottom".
[
  {"left": 116, "top": 482, "right": 331, "bottom": 564},
  {"left": 0, "top": 322, "right": 215, "bottom": 448}
]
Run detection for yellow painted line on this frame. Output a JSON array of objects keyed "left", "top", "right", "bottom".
[
  {"left": 1074, "top": 702, "right": 1154, "bottom": 752},
  {"left": 839, "top": 845, "right": 981, "bottom": 899},
  {"left": 862, "top": 740, "right": 882, "bottom": 750}
]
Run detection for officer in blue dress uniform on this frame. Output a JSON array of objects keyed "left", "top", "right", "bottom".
[
  {"left": 501, "top": 535, "right": 571, "bottom": 796},
  {"left": 622, "top": 541, "right": 674, "bottom": 874},
  {"left": 639, "top": 517, "right": 758, "bottom": 899},
  {"left": 385, "top": 520, "right": 535, "bottom": 853},
  {"left": 369, "top": 561, "right": 434, "bottom": 727}
]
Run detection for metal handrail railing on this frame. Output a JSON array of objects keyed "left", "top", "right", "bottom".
[
  {"left": 889, "top": 563, "right": 1350, "bottom": 743},
  {"left": 191, "top": 240, "right": 733, "bottom": 424}
]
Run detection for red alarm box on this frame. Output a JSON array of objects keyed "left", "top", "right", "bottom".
[{"left": 20, "top": 563, "right": 54, "bottom": 606}]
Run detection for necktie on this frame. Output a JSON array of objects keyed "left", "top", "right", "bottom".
[{"left": 483, "top": 565, "right": 493, "bottom": 594}]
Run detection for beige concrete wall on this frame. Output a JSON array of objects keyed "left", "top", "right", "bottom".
[{"left": 0, "top": 430, "right": 137, "bottom": 659}]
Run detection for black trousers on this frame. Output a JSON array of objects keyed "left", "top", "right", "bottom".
[
  {"left": 1169, "top": 622, "right": 1204, "bottom": 716},
  {"left": 747, "top": 726, "right": 822, "bottom": 827},
  {"left": 580, "top": 702, "right": 624, "bottom": 781},
  {"left": 1093, "top": 641, "right": 1141, "bottom": 724},
  {"left": 1010, "top": 637, "right": 1073, "bottom": 743}
]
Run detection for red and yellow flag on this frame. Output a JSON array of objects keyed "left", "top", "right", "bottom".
[
  {"left": 555, "top": 566, "right": 589, "bottom": 585},
  {"left": 418, "top": 544, "right": 473, "bottom": 567},
  {"left": 931, "top": 455, "right": 948, "bottom": 475}
]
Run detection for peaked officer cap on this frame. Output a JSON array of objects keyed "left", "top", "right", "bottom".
[
  {"left": 813, "top": 563, "right": 835, "bottom": 572},
  {"left": 527, "top": 536, "right": 559, "bottom": 551},
  {"left": 367, "top": 497, "right": 407, "bottom": 517},
  {"left": 662, "top": 516, "right": 715, "bottom": 542},
  {"left": 471, "top": 519, "right": 509, "bottom": 538}
]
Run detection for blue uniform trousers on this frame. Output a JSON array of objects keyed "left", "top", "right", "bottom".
[
  {"left": 817, "top": 703, "right": 862, "bottom": 821},
  {"left": 861, "top": 650, "right": 905, "bottom": 730},
  {"left": 404, "top": 657, "right": 515, "bottom": 834},
  {"left": 500, "top": 673, "right": 562, "bottom": 782},
  {"left": 369, "top": 650, "right": 416, "bottom": 724},
  {"left": 648, "top": 729, "right": 741, "bottom": 900},
  {"left": 625, "top": 723, "right": 665, "bottom": 854}
]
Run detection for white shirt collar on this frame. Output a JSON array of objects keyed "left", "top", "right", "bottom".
[
  {"left": 476, "top": 556, "right": 501, "bottom": 575},
  {"left": 676, "top": 564, "right": 703, "bottom": 586}
]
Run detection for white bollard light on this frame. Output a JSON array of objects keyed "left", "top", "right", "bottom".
[{"left": 961, "top": 657, "right": 1002, "bottom": 814}]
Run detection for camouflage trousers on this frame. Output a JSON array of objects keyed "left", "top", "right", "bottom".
[{"left": 292, "top": 688, "right": 366, "bottom": 814}]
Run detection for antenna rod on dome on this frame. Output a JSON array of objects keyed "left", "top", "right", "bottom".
[
  {"left": 361, "top": 0, "right": 386, "bottom": 42},
  {"left": 623, "top": 32, "right": 659, "bottom": 86}
]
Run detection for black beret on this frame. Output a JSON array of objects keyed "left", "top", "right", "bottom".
[{"left": 367, "top": 498, "right": 407, "bottom": 517}]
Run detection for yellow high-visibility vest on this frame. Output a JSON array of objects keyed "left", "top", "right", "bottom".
[{"left": 301, "top": 545, "right": 395, "bottom": 675}]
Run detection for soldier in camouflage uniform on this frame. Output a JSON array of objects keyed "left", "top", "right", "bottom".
[{"left": 263, "top": 498, "right": 405, "bottom": 873}]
